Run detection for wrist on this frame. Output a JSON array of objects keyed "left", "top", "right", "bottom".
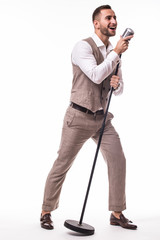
[
  {"left": 113, "top": 48, "right": 121, "bottom": 55},
  {"left": 115, "top": 83, "right": 120, "bottom": 91}
]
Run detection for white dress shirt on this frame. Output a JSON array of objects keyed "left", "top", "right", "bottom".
[{"left": 71, "top": 33, "right": 123, "bottom": 96}]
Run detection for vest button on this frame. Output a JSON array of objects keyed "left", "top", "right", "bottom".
[{"left": 103, "top": 87, "right": 105, "bottom": 90}]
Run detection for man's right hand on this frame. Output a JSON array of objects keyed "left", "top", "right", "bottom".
[{"left": 114, "top": 35, "right": 133, "bottom": 55}]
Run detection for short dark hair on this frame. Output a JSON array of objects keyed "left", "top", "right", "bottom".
[{"left": 92, "top": 5, "right": 112, "bottom": 22}]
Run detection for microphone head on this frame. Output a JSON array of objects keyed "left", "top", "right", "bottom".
[{"left": 122, "top": 28, "right": 134, "bottom": 38}]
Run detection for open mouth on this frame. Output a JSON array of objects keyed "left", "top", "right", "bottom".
[{"left": 109, "top": 27, "right": 116, "bottom": 31}]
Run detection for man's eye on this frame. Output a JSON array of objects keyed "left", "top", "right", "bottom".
[{"left": 105, "top": 16, "right": 117, "bottom": 21}]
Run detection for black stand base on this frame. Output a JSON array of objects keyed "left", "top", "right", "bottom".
[{"left": 64, "top": 220, "right": 95, "bottom": 235}]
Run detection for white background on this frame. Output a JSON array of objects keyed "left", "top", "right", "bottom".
[{"left": 0, "top": 0, "right": 160, "bottom": 239}]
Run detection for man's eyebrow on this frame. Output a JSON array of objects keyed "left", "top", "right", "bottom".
[{"left": 105, "top": 15, "right": 116, "bottom": 18}]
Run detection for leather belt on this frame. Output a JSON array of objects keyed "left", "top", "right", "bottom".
[{"left": 70, "top": 102, "right": 104, "bottom": 116}]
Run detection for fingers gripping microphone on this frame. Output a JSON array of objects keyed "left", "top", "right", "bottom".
[
  {"left": 64, "top": 28, "right": 134, "bottom": 236},
  {"left": 122, "top": 27, "right": 134, "bottom": 38}
]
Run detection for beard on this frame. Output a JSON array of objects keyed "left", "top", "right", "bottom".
[{"left": 99, "top": 25, "right": 116, "bottom": 37}]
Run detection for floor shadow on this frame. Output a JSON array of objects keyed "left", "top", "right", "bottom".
[{"left": 66, "top": 231, "right": 94, "bottom": 237}]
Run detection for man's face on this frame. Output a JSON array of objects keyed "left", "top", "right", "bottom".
[{"left": 94, "top": 9, "right": 117, "bottom": 37}]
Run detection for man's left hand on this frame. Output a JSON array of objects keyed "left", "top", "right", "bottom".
[{"left": 110, "top": 75, "right": 120, "bottom": 90}]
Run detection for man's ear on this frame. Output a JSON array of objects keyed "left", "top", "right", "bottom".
[{"left": 93, "top": 19, "right": 100, "bottom": 29}]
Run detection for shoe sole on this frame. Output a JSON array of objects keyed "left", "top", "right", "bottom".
[
  {"left": 41, "top": 224, "right": 54, "bottom": 230},
  {"left": 110, "top": 222, "right": 137, "bottom": 230},
  {"left": 110, "top": 222, "right": 120, "bottom": 226}
]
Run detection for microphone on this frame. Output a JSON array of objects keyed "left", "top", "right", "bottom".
[
  {"left": 122, "top": 28, "right": 134, "bottom": 39},
  {"left": 114, "top": 28, "right": 134, "bottom": 75}
]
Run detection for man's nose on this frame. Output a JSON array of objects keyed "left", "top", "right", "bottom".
[{"left": 111, "top": 17, "right": 116, "bottom": 24}]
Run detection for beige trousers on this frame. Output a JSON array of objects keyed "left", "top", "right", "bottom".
[{"left": 42, "top": 106, "right": 126, "bottom": 212}]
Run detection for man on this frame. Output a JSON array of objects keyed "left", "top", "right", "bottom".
[{"left": 40, "top": 5, "right": 137, "bottom": 230}]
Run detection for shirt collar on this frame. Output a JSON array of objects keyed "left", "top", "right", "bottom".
[{"left": 92, "top": 33, "right": 113, "bottom": 52}]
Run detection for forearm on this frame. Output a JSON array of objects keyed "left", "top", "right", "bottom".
[
  {"left": 72, "top": 40, "right": 121, "bottom": 84},
  {"left": 87, "top": 51, "right": 120, "bottom": 84}
]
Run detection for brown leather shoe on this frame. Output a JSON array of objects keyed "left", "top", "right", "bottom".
[
  {"left": 110, "top": 213, "right": 137, "bottom": 230},
  {"left": 40, "top": 213, "right": 54, "bottom": 230}
]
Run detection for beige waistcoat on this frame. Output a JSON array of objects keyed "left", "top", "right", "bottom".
[{"left": 70, "top": 37, "right": 116, "bottom": 112}]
